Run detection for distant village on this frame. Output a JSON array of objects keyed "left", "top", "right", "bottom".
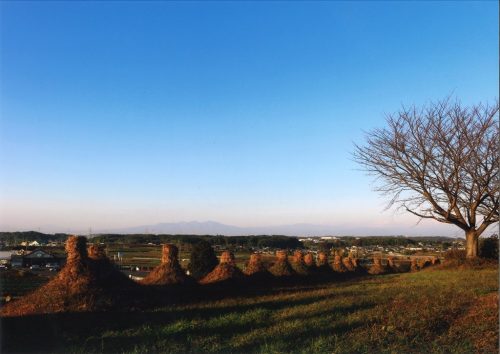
[{"left": 0, "top": 231, "right": 466, "bottom": 271}]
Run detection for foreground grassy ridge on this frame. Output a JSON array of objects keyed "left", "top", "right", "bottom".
[{"left": 2, "top": 266, "right": 498, "bottom": 354}]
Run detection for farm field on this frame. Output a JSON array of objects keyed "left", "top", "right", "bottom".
[
  {"left": 1, "top": 265, "right": 497, "bottom": 354},
  {"left": 104, "top": 244, "right": 259, "bottom": 269}
]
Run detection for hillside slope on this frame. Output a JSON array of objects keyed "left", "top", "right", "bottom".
[{"left": 1, "top": 266, "right": 498, "bottom": 353}]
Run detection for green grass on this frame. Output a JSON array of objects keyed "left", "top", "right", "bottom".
[{"left": 1, "top": 266, "right": 498, "bottom": 353}]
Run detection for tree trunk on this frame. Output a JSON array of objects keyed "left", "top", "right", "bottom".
[{"left": 465, "top": 230, "right": 479, "bottom": 259}]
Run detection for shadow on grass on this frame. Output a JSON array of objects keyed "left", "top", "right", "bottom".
[
  {"left": 73, "top": 301, "right": 373, "bottom": 353},
  {"left": 1, "top": 284, "right": 375, "bottom": 353},
  {"left": 1, "top": 272, "right": 375, "bottom": 353}
]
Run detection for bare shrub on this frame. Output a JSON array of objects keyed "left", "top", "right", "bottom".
[{"left": 445, "top": 249, "right": 467, "bottom": 262}]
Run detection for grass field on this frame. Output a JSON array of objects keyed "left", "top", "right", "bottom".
[{"left": 1, "top": 264, "right": 497, "bottom": 353}]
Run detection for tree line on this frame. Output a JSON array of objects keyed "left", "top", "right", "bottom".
[{"left": 1, "top": 231, "right": 462, "bottom": 249}]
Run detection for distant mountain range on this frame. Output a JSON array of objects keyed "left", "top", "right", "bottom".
[
  {"left": 94, "top": 220, "right": 458, "bottom": 237},
  {"left": 98, "top": 221, "right": 339, "bottom": 236}
]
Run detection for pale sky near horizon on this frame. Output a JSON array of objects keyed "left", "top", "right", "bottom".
[{"left": 0, "top": 1, "right": 498, "bottom": 236}]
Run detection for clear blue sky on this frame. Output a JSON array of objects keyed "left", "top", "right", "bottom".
[{"left": 1, "top": 1, "right": 498, "bottom": 235}]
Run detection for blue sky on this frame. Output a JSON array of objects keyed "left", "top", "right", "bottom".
[{"left": 0, "top": 1, "right": 498, "bottom": 235}]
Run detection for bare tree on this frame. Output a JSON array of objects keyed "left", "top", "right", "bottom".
[{"left": 354, "top": 99, "right": 499, "bottom": 258}]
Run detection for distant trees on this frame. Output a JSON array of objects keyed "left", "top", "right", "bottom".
[
  {"left": 0, "top": 231, "right": 69, "bottom": 245},
  {"left": 187, "top": 240, "right": 218, "bottom": 279},
  {"left": 91, "top": 234, "right": 303, "bottom": 250},
  {"left": 354, "top": 99, "right": 499, "bottom": 259}
]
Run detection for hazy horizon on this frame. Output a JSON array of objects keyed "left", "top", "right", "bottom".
[
  {"left": 0, "top": 219, "right": 474, "bottom": 238},
  {"left": 1, "top": 2, "right": 498, "bottom": 236}
]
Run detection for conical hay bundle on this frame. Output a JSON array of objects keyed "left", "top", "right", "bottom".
[
  {"left": 304, "top": 253, "right": 315, "bottom": 268},
  {"left": 268, "top": 250, "right": 295, "bottom": 277},
  {"left": 291, "top": 250, "right": 308, "bottom": 275},
  {"left": 161, "top": 244, "right": 178, "bottom": 265},
  {"left": 330, "top": 249, "right": 339, "bottom": 257},
  {"left": 317, "top": 252, "right": 329, "bottom": 267},
  {"left": 88, "top": 244, "right": 106, "bottom": 259},
  {"left": 219, "top": 251, "right": 236, "bottom": 265},
  {"left": 350, "top": 257, "right": 366, "bottom": 273},
  {"left": 410, "top": 258, "right": 420, "bottom": 272},
  {"left": 1, "top": 236, "right": 137, "bottom": 317},
  {"left": 418, "top": 257, "right": 432, "bottom": 269},
  {"left": 293, "top": 250, "right": 304, "bottom": 263},
  {"left": 140, "top": 244, "right": 192, "bottom": 286},
  {"left": 331, "top": 255, "right": 348, "bottom": 273},
  {"left": 368, "top": 257, "right": 388, "bottom": 275},
  {"left": 276, "top": 250, "right": 288, "bottom": 261},
  {"left": 342, "top": 257, "right": 356, "bottom": 272},
  {"left": 386, "top": 256, "right": 399, "bottom": 272},
  {"left": 87, "top": 243, "right": 127, "bottom": 284},
  {"left": 65, "top": 236, "right": 88, "bottom": 280},
  {"left": 68, "top": 236, "right": 88, "bottom": 262},
  {"left": 244, "top": 253, "right": 268, "bottom": 275},
  {"left": 431, "top": 256, "right": 440, "bottom": 265},
  {"left": 199, "top": 251, "right": 243, "bottom": 284}
]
